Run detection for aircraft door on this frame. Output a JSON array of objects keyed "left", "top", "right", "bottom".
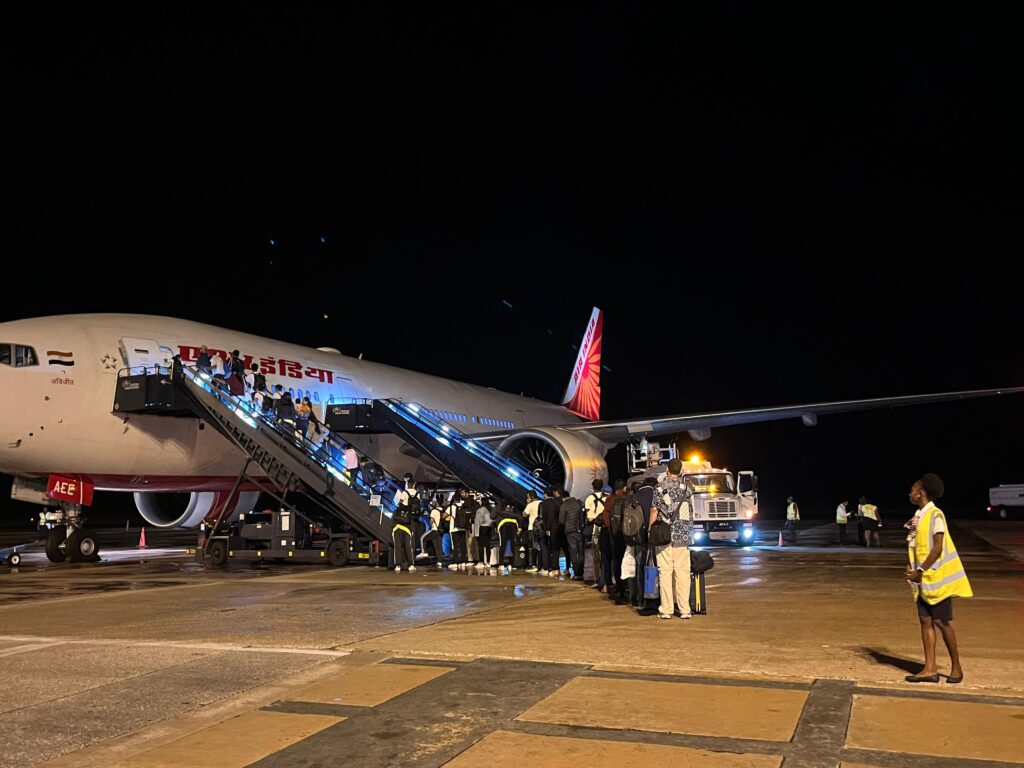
[{"left": 119, "top": 337, "right": 167, "bottom": 373}]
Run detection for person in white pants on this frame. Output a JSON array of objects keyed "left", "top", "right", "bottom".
[{"left": 650, "top": 458, "right": 693, "bottom": 620}]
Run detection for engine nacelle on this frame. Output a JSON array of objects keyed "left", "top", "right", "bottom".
[
  {"left": 133, "top": 490, "right": 260, "bottom": 529},
  {"left": 497, "top": 427, "right": 609, "bottom": 500}
]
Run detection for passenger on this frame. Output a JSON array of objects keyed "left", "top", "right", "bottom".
[
  {"left": 296, "top": 396, "right": 313, "bottom": 438},
  {"left": 629, "top": 478, "right": 657, "bottom": 610},
  {"left": 250, "top": 363, "right": 267, "bottom": 393},
  {"left": 523, "top": 491, "right": 541, "bottom": 572},
  {"left": 859, "top": 496, "right": 882, "bottom": 548},
  {"left": 608, "top": 481, "right": 629, "bottom": 599},
  {"left": 473, "top": 497, "right": 493, "bottom": 571},
  {"left": 446, "top": 492, "right": 469, "bottom": 570},
  {"left": 560, "top": 492, "right": 585, "bottom": 580},
  {"left": 538, "top": 487, "right": 560, "bottom": 576},
  {"left": 343, "top": 443, "right": 360, "bottom": 483},
  {"left": 495, "top": 499, "right": 521, "bottom": 574},
  {"left": 786, "top": 496, "right": 800, "bottom": 544},
  {"left": 392, "top": 474, "right": 418, "bottom": 572},
  {"left": 836, "top": 498, "right": 850, "bottom": 545},
  {"left": 422, "top": 497, "right": 445, "bottom": 568},
  {"left": 600, "top": 481, "right": 627, "bottom": 593},
  {"left": 226, "top": 350, "right": 245, "bottom": 396},
  {"left": 583, "top": 479, "right": 608, "bottom": 588},
  {"left": 412, "top": 483, "right": 429, "bottom": 558},
  {"left": 196, "top": 345, "right": 212, "bottom": 374},
  {"left": 275, "top": 391, "right": 297, "bottom": 432},
  {"left": 651, "top": 458, "right": 693, "bottom": 620},
  {"left": 904, "top": 473, "right": 971, "bottom": 684}
]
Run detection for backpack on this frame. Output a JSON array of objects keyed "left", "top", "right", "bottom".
[
  {"left": 394, "top": 490, "right": 418, "bottom": 526},
  {"left": 622, "top": 497, "right": 645, "bottom": 544},
  {"left": 609, "top": 495, "right": 628, "bottom": 537},
  {"left": 455, "top": 502, "right": 472, "bottom": 530},
  {"left": 690, "top": 549, "right": 714, "bottom": 574},
  {"left": 252, "top": 372, "right": 267, "bottom": 391}
]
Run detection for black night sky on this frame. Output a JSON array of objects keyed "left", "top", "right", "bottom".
[{"left": 2, "top": 5, "right": 1022, "bottom": 526}]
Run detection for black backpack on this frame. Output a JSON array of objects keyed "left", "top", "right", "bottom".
[
  {"left": 253, "top": 372, "right": 267, "bottom": 391},
  {"left": 622, "top": 497, "right": 646, "bottom": 544},
  {"left": 455, "top": 502, "right": 472, "bottom": 530},
  {"left": 609, "top": 495, "right": 628, "bottom": 537}
]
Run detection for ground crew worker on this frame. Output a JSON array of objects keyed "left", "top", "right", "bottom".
[
  {"left": 904, "top": 473, "right": 971, "bottom": 684},
  {"left": 859, "top": 496, "right": 881, "bottom": 547},
  {"left": 786, "top": 496, "right": 800, "bottom": 544},
  {"left": 392, "top": 475, "right": 418, "bottom": 572},
  {"left": 583, "top": 480, "right": 607, "bottom": 587},
  {"left": 495, "top": 501, "right": 521, "bottom": 573},
  {"left": 836, "top": 499, "right": 849, "bottom": 545}
]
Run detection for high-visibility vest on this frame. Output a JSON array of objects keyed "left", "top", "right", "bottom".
[
  {"left": 392, "top": 524, "right": 412, "bottom": 537},
  {"left": 860, "top": 504, "right": 879, "bottom": 521},
  {"left": 909, "top": 505, "right": 973, "bottom": 605},
  {"left": 786, "top": 503, "right": 799, "bottom": 521}
]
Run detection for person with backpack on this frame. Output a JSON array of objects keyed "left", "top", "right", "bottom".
[
  {"left": 421, "top": 497, "right": 446, "bottom": 568},
  {"left": 625, "top": 477, "right": 656, "bottom": 609},
  {"left": 392, "top": 475, "right": 419, "bottom": 572},
  {"left": 495, "top": 500, "right": 522, "bottom": 574},
  {"left": 651, "top": 458, "right": 693, "bottom": 620},
  {"left": 250, "top": 363, "right": 267, "bottom": 393},
  {"left": 583, "top": 480, "right": 608, "bottom": 587},
  {"left": 560, "top": 493, "right": 586, "bottom": 580},
  {"left": 601, "top": 480, "right": 628, "bottom": 595}
]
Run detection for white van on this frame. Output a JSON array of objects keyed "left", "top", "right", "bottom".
[{"left": 988, "top": 485, "right": 1024, "bottom": 519}]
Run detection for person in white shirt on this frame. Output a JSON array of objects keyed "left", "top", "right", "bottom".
[
  {"left": 583, "top": 480, "right": 608, "bottom": 586},
  {"left": 836, "top": 499, "right": 849, "bottom": 545},
  {"left": 523, "top": 491, "right": 542, "bottom": 572},
  {"left": 421, "top": 499, "right": 445, "bottom": 567},
  {"left": 446, "top": 491, "right": 469, "bottom": 570}
]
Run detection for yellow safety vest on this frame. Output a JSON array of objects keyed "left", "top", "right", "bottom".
[
  {"left": 392, "top": 524, "right": 411, "bottom": 537},
  {"left": 909, "top": 505, "right": 973, "bottom": 604},
  {"left": 498, "top": 518, "right": 518, "bottom": 531}
]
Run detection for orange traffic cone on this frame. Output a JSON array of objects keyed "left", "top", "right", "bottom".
[
  {"left": 138, "top": 528, "right": 147, "bottom": 549},
  {"left": 778, "top": 530, "right": 784, "bottom": 547}
]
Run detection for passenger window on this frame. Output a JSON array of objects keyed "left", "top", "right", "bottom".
[
  {"left": 0, "top": 344, "right": 10, "bottom": 366},
  {"left": 16, "top": 346, "right": 37, "bottom": 367}
]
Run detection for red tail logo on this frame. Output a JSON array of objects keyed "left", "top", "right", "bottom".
[{"left": 561, "top": 308, "right": 602, "bottom": 421}]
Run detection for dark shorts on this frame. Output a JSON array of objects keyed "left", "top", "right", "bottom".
[
  {"left": 862, "top": 518, "right": 879, "bottom": 531},
  {"left": 917, "top": 596, "right": 953, "bottom": 621}
]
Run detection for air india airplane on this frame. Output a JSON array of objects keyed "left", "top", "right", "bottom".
[{"left": 1, "top": 309, "right": 1019, "bottom": 560}]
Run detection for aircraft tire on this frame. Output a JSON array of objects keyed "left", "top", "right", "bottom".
[
  {"left": 67, "top": 528, "right": 101, "bottom": 563},
  {"left": 45, "top": 526, "right": 67, "bottom": 563}
]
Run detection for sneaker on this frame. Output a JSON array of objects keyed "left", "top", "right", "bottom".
[
  {"left": 394, "top": 566, "right": 401, "bottom": 572},
  {"left": 448, "top": 564, "right": 459, "bottom": 571},
  {"left": 538, "top": 570, "right": 548, "bottom": 576},
  {"left": 550, "top": 570, "right": 560, "bottom": 578},
  {"left": 415, "top": 552, "right": 429, "bottom": 559},
  {"left": 526, "top": 567, "right": 538, "bottom": 573},
  {"left": 678, "top": 614, "right": 691, "bottom": 620},
  {"left": 475, "top": 562, "right": 486, "bottom": 571},
  {"left": 658, "top": 613, "right": 673, "bottom": 620},
  {"left": 408, "top": 565, "right": 417, "bottom": 572},
  {"left": 436, "top": 562, "right": 443, "bottom": 569}
]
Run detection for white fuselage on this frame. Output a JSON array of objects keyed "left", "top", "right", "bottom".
[{"left": 0, "top": 314, "right": 580, "bottom": 492}]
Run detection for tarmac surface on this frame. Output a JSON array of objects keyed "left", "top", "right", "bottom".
[{"left": 1, "top": 521, "right": 1022, "bottom": 767}]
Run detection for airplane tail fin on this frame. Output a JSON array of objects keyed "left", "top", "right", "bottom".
[{"left": 561, "top": 307, "right": 603, "bottom": 421}]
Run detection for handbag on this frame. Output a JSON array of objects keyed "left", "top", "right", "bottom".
[
  {"left": 649, "top": 520, "right": 671, "bottom": 547},
  {"left": 643, "top": 547, "right": 660, "bottom": 599}
]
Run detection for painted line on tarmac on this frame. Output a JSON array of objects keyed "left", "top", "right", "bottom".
[
  {"left": 0, "top": 640, "right": 65, "bottom": 657},
  {"left": 0, "top": 634, "right": 352, "bottom": 657}
]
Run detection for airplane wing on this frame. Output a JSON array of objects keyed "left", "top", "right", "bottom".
[{"left": 555, "top": 386, "right": 1024, "bottom": 444}]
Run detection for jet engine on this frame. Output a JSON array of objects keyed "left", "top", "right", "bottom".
[
  {"left": 133, "top": 490, "right": 260, "bottom": 528},
  {"left": 497, "top": 427, "right": 609, "bottom": 500}
]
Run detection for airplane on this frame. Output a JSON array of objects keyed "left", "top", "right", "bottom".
[{"left": 1, "top": 309, "right": 1021, "bottom": 561}]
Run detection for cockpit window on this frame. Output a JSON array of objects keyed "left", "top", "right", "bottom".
[
  {"left": 15, "top": 345, "right": 38, "bottom": 367},
  {"left": 0, "top": 344, "right": 39, "bottom": 367}
]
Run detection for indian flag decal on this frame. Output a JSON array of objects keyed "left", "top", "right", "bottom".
[{"left": 47, "top": 350, "right": 75, "bottom": 366}]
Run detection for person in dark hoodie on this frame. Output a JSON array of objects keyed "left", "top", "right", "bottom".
[
  {"left": 495, "top": 499, "right": 522, "bottom": 574},
  {"left": 602, "top": 479, "right": 629, "bottom": 596},
  {"left": 560, "top": 493, "right": 586, "bottom": 580},
  {"left": 539, "top": 487, "right": 560, "bottom": 576},
  {"left": 629, "top": 478, "right": 657, "bottom": 609}
]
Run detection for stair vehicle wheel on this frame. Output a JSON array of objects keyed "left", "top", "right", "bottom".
[
  {"left": 327, "top": 539, "right": 350, "bottom": 567},
  {"left": 8, "top": 552, "right": 21, "bottom": 566},
  {"left": 45, "top": 526, "right": 67, "bottom": 563},
  {"left": 66, "top": 528, "right": 100, "bottom": 562},
  {"left": 998, "top": 506, "right": 1008, "bottom": 520},
  {"left": 208, "top": 539, "right": 228, "bottom": 566}
]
